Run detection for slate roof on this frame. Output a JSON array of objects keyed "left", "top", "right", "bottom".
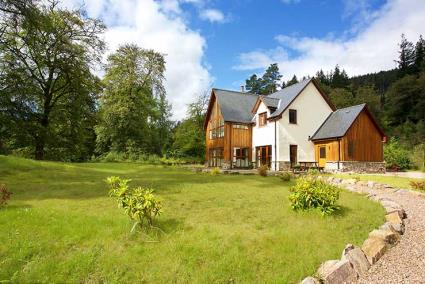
[
  {"left": 268, "top": 79, "right": 312, "bottom": 118},
  {"left": 261, "top": 97, "right": 280, "bottom": 109},
  {"left": 310, "top": 104, "right": 366, "bottom": 141},
  {"left": 212, "top": 88, "right": 258, "bottom": 123}
]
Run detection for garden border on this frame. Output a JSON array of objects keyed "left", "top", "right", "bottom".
[{"left": 300, "top": 177, "right": 418, "bottom": 284}]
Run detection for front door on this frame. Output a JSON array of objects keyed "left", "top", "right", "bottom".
[
  {"left": 256, "top": 145, "right": 271, "bottom": 168},
  {"left": 290, "top": 145, "right": 297, "bottom": 167},
  {"left": 318, "top": 145, "right": 326, "bottom": 167}
]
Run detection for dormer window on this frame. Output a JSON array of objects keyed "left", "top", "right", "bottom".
[
  {"left": 259, "top": 112, "right": 267, "bottom": 126},
  {"left": 289, "top": 109, "right": 297, "bottom": 124}
]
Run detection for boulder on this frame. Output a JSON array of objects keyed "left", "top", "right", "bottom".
[
  {"left": 369, "top": 228, "right": 400, "bottom": 245},
  {"left": 341, "top": 244, "right": 355, "bottom": 260},
  {"left": 345, "top": 247, "right": 371, "bottom": 276},
  {"left": 386, "top": 211, "right": 404, "bottom": 225},
  {"left": 367, "top": 181, "right": 375, "bottom": 188},
  {"left": 300, "top": 276, "right": 320, "bottom": 284},
  {"left": 317, "top": 260, "right": 339, "bottom": 279},
  {"left": 361, "top": 237, "right": 387, "bottom": 264},
  {"left": 319, "top": 259, "right": 358, "bottom": 284}
]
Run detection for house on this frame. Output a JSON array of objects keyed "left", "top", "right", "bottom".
[{"left": 204, "top": 78, "right": 386, "bottom": 173}]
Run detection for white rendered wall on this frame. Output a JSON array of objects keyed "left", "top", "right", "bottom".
[
  {"left": 252, "top": 102, "right": 278, "bottom": 170},
  {"left": 277, "top": 82, "right": 333, "bottom": 162}
]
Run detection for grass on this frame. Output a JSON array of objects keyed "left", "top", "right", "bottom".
[
  {"left": 332, "top": 173, "right": 424, "bottom": 191},
  {"left": 0, "top": 156, "right": 385, "bottom": 283}
]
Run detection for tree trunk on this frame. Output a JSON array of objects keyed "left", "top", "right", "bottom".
[{"left": 34, "top": 113, "right": 49, "bottom": 160}]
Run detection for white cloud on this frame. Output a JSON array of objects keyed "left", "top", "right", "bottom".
[
  {"left": 199, "top": 8, "right": 227, "bottom": 23},
  {"left": 61, "top": 0, "right": 212, "bottom": 120},
  {"left": 234, "top": 0, "right": 425, "bottom": 81}
]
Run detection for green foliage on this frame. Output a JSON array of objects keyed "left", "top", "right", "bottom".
[
  {"left": 410, "top": 180, "right": 425, "bottom": 191},
  {"left": 288, "top": 177, "right": 340, "bottom": 216},
  {"left": 245, "top": 63, "right": 282, "bottom": 95},
  {"left": 258, "top": 165, "right": 268, "bottom": 177},
  {"left": 106, "top": 176, "right": 162, "bottom": 231},
  {"left": 210, "top": 167, "right": 221, "bottom": 176},
  {"left": 307, "top": 169, "right": 320, "bottom": 176},
  {"left": 384, "top": 137, "right": 411, "bottom": 170},
  {"left": 95, "top": 44, "right": 172, "bottom": 157},
  {"left": 411, "top": 144, "right": 425, "bottom": 171},
  {"left": 0, "top": 184, "right": 12, "bottom": 207},
  {"left": 280, "top": 172, "right": 292, "bottom": 182}
]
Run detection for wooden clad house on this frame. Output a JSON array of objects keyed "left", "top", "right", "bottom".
[
  {"left": 310, "top": 104, "right": 386, "bottom": 171},
  {"left": 204, "top": 88, "right": 257, "bottom": 169},
  {"left": 205, "top": 79, "right": 387, "bottom": 172}
]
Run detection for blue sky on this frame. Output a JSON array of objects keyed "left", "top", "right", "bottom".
[{"left": 63, "top": 0, "right": 425, "bottom": 119}]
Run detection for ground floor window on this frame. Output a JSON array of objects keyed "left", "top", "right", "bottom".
[
  {"left": 233, "top": 147, "right": 249, "bottom": 168},
  {"left": 209, "top": 148, "right": 224, "bottom": 167},
  {"left": 256, "top": 145, "right": 272, "bottom": 168}
]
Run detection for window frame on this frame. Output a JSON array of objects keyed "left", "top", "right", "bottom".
[
  {"left": 209, "top": 118, "right": 224, "bottom": 140},
  {"left": 258, "top": 112, "right": 267, "bottom": 127},
  {"left": 319, "top": 146, "right": 326, "bottom": 159},
  {"left": 289, "top": 109, "right": 297, "bottom": 124}
]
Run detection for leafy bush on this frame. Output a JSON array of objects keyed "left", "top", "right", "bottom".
[
  {"left": 210, "top": 167, "right": 221, "bottom": 176},
  {"left": 288, "top": 177, "right": 340, "bottom": 216},
  {"left": 308, "top": 168, "right": 320, "bottom": 176},
  {"left": 258, "top": 165, "right": 268, "bottom": 177},
  {"left": 280, "top": 172, "right": 292, "bottom": 182},
  {"left": 410, "top": 180, "right": 425, "bottom": 191},
  {"left": 384, "top": 137, "right": 411, "bottom": 170},
  {"left": 106, "top": 176, "right": 162, "bottom": 231},
  {"left": 411, "top": 144, "right": 425, "bottom": 172},
  {"left": 0, "top": 184, "right": 12, "bottom": 207}
]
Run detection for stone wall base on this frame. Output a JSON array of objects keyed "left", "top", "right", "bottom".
[{"left": 325, "top": 161, "right": 386, "bottom": 173}]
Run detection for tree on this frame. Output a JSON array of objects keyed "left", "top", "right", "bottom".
[
  {"left": 415, "top": 35, "right": 425, "bottom": 70},
  {"left": 330, "top": 65, "right": 350, "bottom": 88},
  {"left": 353, "top": 85, "right": 381, "bottom": 121},
  {"left": 286, "top": 75, "right": 299, "bottom": 87},
  {"left": 0, "top": 0, "right": 105, "bottom": 160},
  {"left": 245, "top": 63, "right": 282, "bottom": 95},
  {"left": 171, "top": 90, "right": 209, "bottom": 159},
  {"left": 396, "top": 34, "right": 415, "bottom": 71},
  {"left": 328, "top": 88, "right": 354, "bottom": 109},
  {"left": 245, "top": 74, "right": 263, "bottom": 94},
  {"left": 95, "top": 44, "right": 171, "bottom": 156}
]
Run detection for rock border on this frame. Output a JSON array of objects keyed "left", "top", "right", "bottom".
[{"left": 300, "top": 177, "right": 412, "bottom": 284}]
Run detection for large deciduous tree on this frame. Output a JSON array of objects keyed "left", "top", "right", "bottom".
[
  {"left": 0, "top": 0, "right": 105, "bottom": 160},
  {"left": 95, "top": 44, "right": 172, "bottom": 156}
]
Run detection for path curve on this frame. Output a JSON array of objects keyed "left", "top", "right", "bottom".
[{"left": 358, "top": 188, "right": 425, "bottom": 283}]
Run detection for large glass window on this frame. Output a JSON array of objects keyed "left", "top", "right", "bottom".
[
  {"left": 209, "top": 118, "right": 224, "bottom": 139},
  {"left": 209, "top": 148, "right": 223, "bottom": 167},
  {"left": 233, "top": 148, "right": 249, "bottom": 168}
]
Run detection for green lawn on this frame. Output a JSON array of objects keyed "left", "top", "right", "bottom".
[
  {"left": 332, "top": 173, "right": 424, "bottom": 191},
  {"left": 0, "top": 156, "right": 385, "bottom": 283}
]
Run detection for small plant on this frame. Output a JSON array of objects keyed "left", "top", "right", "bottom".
[
  {"left": 280, "top": 172, "right": 292, "bottom": 182},
  {"left": 308, "top": 168, "right": 320, "bottom": 176},
  {"left": 410, "top": 180, "right": 425, "bottom": 191},
  {"left": 0, "top": 184, "right": 12, "bottom": 207},
  {"left": 210, "top": 167, "right": 221, "bottom": 176},
  {"left": 106, "top": 176, "right": 162, "bottom": 232},
  {"left": 258, "top": 165, "right": 268, "bottom": 177},
  {"left": 288, "top": 177, "right": 340, "bottom": 216}
]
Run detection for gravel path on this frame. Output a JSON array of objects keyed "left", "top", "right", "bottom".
[{"left": 359, "top": 189, "right": 425, "bottom": 283}]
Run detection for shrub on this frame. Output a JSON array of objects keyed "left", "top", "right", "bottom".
[
  {"left": 106, "top": 176, "right": 162, "bottom": 231},
  {"left": 410, "top": 180, "right": 425, "bottom": 191},
  {"left": 288, "top": 177, "right": 340, "bottom": 216},
  {"left": 280, "top": 172, "right": 292, "bottom": 182},
  {"left": 258, "top": 165, "right": 268, "bottom": 177},
  {"left": 210, "top": 167, "right": 221, "bottom": 176},
  {"left": 308, "top": 168, "right": 320, "bottom": 176},
  {"left": 411, "top": 144, "right": 425, "bottom": 172},
  {"left": 384, "top": 137, "right": 411, "bottom": 170},
  {"left": 0, "top": 184, "right": 12, "bottom": 207}
]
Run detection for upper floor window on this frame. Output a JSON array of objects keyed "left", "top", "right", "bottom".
[
  {"left": 289, "top": 109, "right": 297, "bottom": 124},
  {"left": 209, "top": 118, "right": 224, "bottom": 139},
  {"left": 258, "top": 112, "right": 267, "bottom": 126},
  {"left": 232, "top": 124, "right": 249, "bottom": 130}
]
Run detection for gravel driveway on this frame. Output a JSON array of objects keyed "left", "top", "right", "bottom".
[{"left": 359, "top": 189, "right": 425, "bottom": 283}]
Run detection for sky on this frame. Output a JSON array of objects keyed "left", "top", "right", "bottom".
[{"left": 61, "top": 0, "right": 425, "bottom": 120}]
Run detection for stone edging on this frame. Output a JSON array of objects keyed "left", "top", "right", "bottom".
[{"left": 300, "top": 177, "right": 413, "bottom": 284}]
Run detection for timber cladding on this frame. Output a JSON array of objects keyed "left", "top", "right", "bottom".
[{"left": 313, "top": 109, "right": 384, "bottom": 163}]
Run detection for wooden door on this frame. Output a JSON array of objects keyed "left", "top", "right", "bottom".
[
  {"left": 290, "top": 145, "right": 297, "bottom": 167},
  {"left": 318, "top": 145, "right": 326, "bottom": 167},
  {"left": 256, "top": 145, "right": 271, "bottom": 168}
]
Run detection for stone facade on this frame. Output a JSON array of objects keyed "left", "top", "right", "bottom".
[
  {"left": 278, "top": 161, "right": 291, "bottom": 171},
  {"left": 325, "top": 161, "right": 386, "bottom": 173}
]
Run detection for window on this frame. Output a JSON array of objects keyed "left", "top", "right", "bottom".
[
  {"left": 233, "top": 148, "right": 249, "bottom": 168},
  {"left": 232, "top": 124, "right": 249, "bottom": 129},
  {"left": 348, "top": 141, "right": 354, "bottom": 158},
  {"left": 209, "top": 148, "right": 223, "bottom": 167},
  {"left": 209, "top": 118, "right": 224, "bottom": 140},
  {"left": 319, "top": 146, "right": 326, "bottom": 159},
  {"left": 289, "top": 109, "right": 297, "bottom": 124},
  {"left": 258, "top": 112, "right": 267, "bottom": 126}
]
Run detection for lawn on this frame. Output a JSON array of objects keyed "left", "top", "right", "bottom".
[
  {"left": 0, "top": 156, "right": 385, "bottom": 283},
  {"left": 332, "top": 173, "right": 424, "bottom": 191}
]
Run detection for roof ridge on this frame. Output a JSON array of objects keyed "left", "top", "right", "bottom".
[
  {"left": 335, "top": 103, "right": 366, "bottom": 112},
  {"left": 212, "top": 88, "right": 258, "bottom": 97}
]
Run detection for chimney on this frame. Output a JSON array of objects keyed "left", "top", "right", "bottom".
[{"left": 240, "top": 85, "right": 245, "bottom": 93}]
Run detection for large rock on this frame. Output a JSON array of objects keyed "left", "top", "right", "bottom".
[
  {"left": 362, "top": 237, "right": 387, "bottom": 264},
  {"left": 317, "top": 260, "right": 339, "bottom": 279},
  {"left": 342, "top": 178, "right": 357, "bottom": 185},
  {"left": 345, "top": 247, "right": 371, "bottom": 276},
  {"left": 367, "top": 181, "right": 375, "bottom": 188},
  {"left": 319, "top": 259, "right": 358, "bottom": 284},
  {"left": 341, "top": 244, "right": 355, "bottom": 260},
  {"left": 300, "top": 276, "right": 320, "bottom": 284},
  {"left": 369, "top": 228, "right": 400, "bottom": 245}
]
